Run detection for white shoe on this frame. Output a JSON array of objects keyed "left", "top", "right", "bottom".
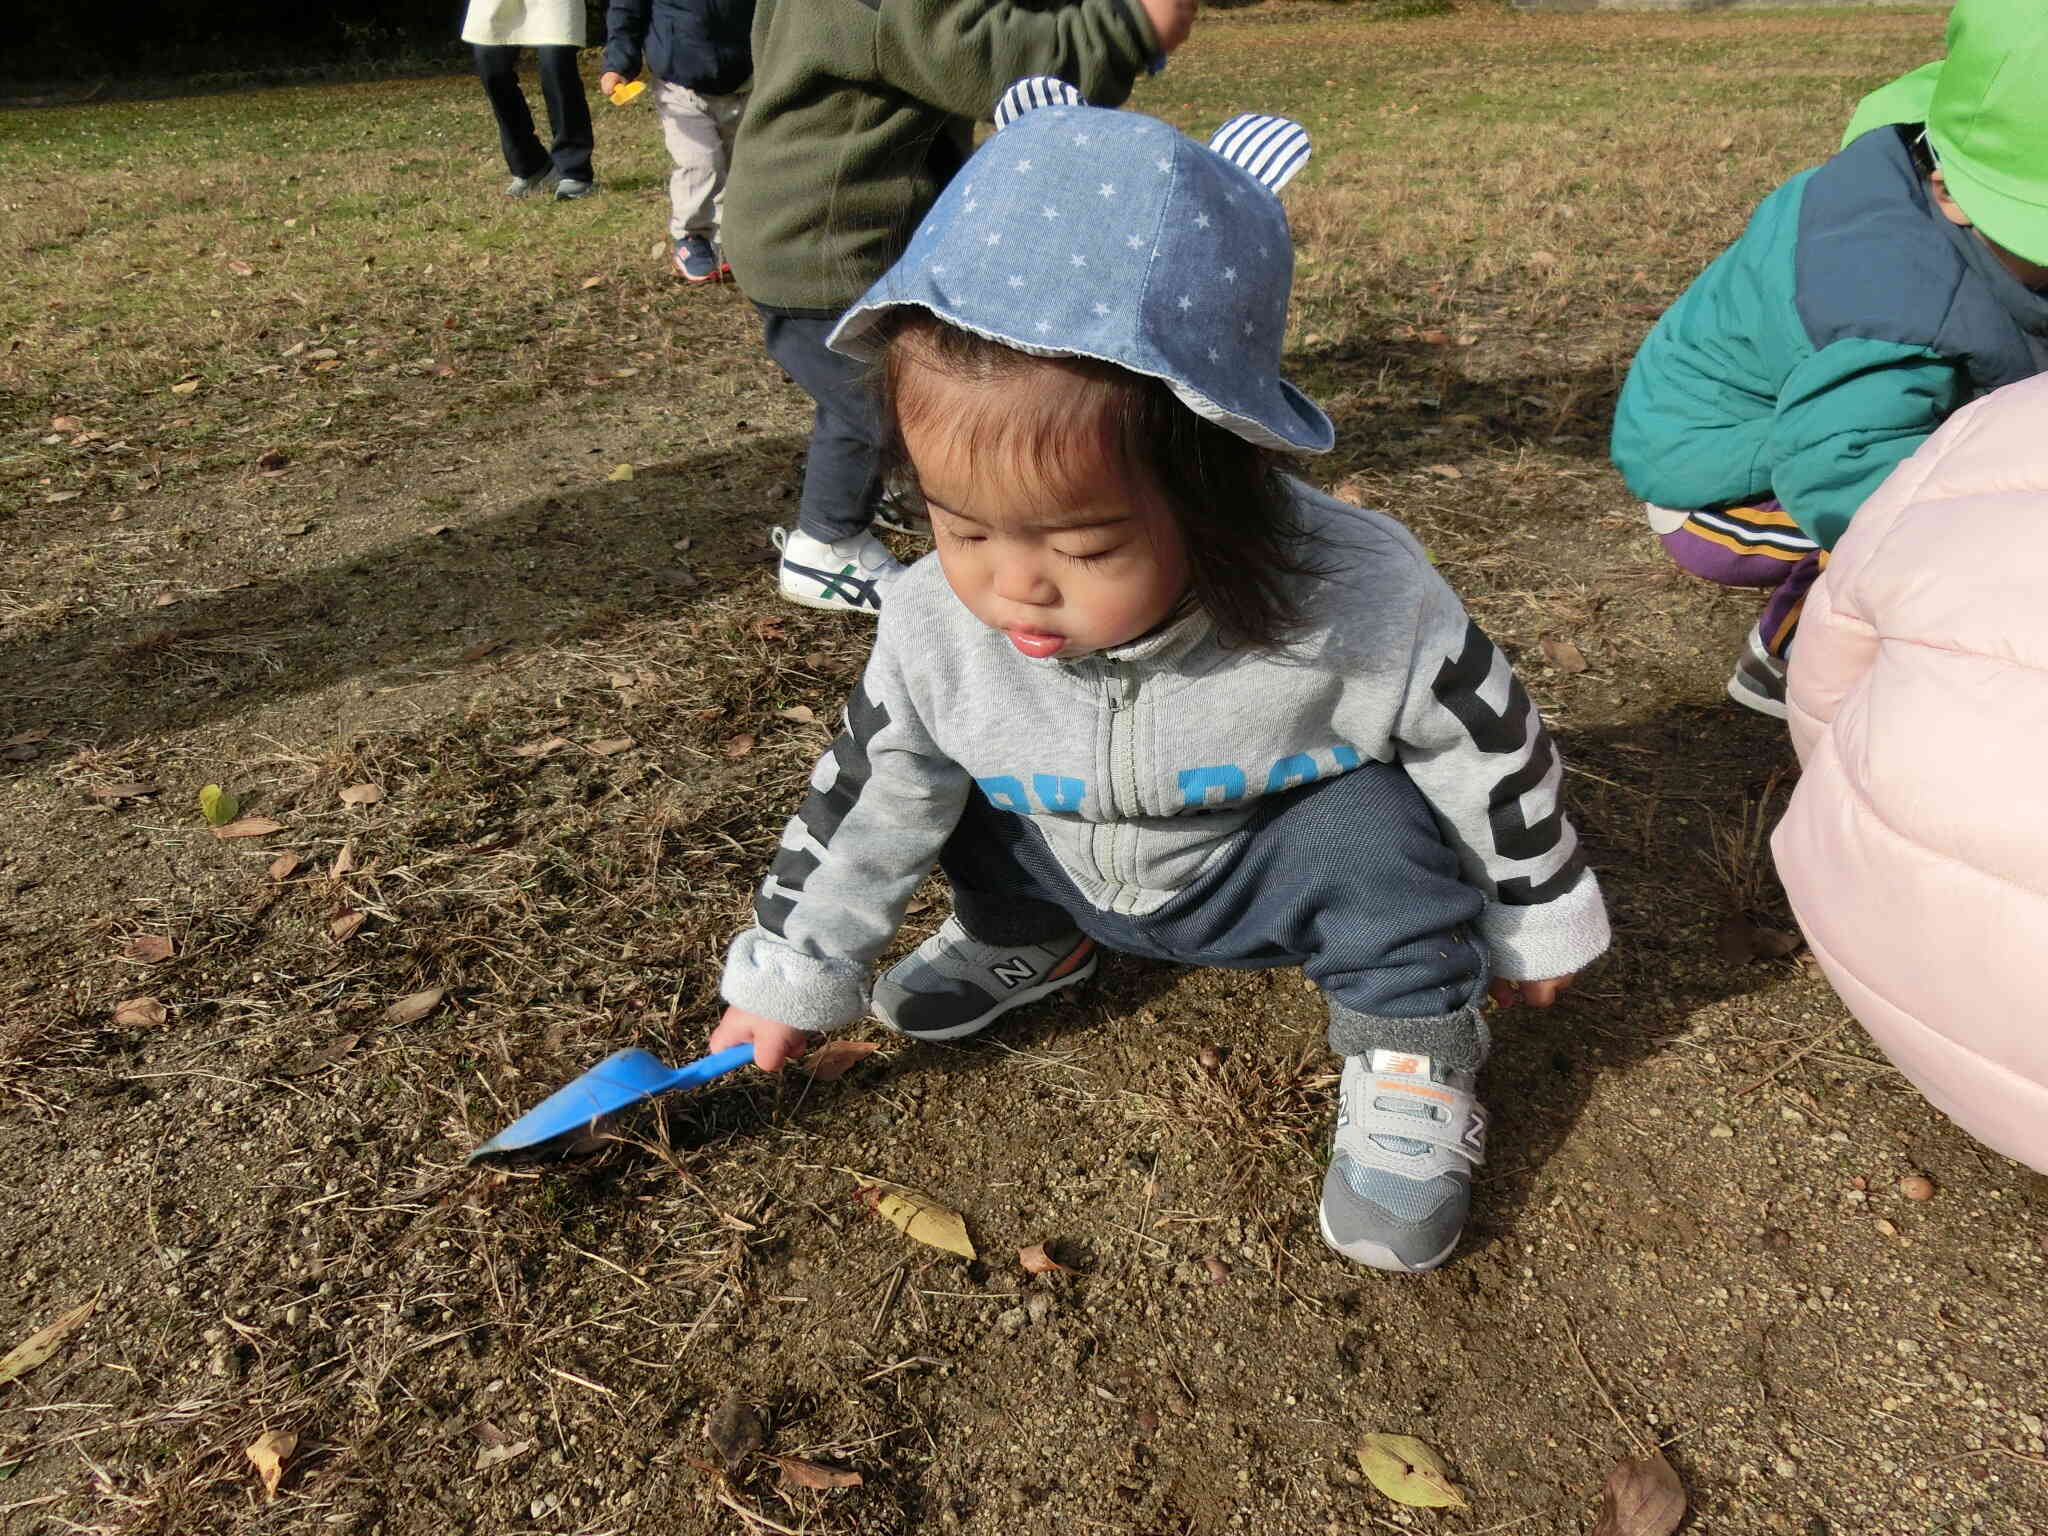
[
  {"left": 504, "top": 168, "right": 558, "bottom": 197},
  {"left": 771, "top": 526, "right": 904, "bottom": 616}
]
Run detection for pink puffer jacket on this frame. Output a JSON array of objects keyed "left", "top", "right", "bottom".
[{"left": 1773, "top": 373, "right": 2048, "bottom": 1175}]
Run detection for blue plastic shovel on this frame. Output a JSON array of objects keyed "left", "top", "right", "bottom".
[{"left": 467, "top": 1043, "right": 756, "bottom": 1165}]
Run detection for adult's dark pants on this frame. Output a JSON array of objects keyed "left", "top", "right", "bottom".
[
  {"left": 757, "top": 306, "right": 884, "bottom": 544},
  {"left": 472, "top": 45, "right": 593, "bottom": 183}
]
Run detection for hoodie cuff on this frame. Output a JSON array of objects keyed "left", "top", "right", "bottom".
[
  {"left": 721, "top": 928, "right": 868, "bottom": 1033},
  {"left": 1479, "top": 868, "right": 1611, "bottom": 982}
]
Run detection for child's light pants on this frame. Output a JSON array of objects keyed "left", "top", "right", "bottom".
[
  {"left": 655, "top": 82, "right": 747, "bottom": 244},
  {"left": 938, "top": 756, "right": 1493, "bottom": 1070}
]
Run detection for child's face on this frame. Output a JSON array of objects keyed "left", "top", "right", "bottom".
[
  {"left": 898, "top": 367, "right": 1191, "bottom": 661},
  {"left": 1931, "top": 171, "right": 2048, "bottom": 290}
]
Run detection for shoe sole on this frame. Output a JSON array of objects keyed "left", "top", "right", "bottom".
[
  {"left": 875, "top": 946, "right": 1098, "bottom": 1042},
  {"left": 1317, "top": 1206, "right": 1460, "bottom": 1274},
  {"left": 1725, "top": 671, "right": 1789, "bottom": 720},
  {"left": 777, "top": 583, "right": 885, "bottom": 614}
]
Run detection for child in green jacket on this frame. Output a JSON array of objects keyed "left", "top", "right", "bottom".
[{"left": 1610, "top": 0, "right": 2048, "bottom": 719}]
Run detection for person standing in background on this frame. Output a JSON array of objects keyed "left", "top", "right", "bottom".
[
  {"left": 722, "top": 0, "right": 1198, "bottom": 617},
  {"left": 601, "top": 0, "right": 756, "bottom": 284},
  {"left": 463, "top": 0, "right": 599, "bottom": 201}
]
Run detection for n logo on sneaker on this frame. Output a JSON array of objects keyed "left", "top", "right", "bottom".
[
  {"left": 1459, "top": 1105, "right": 1489, "bottom": 1159},
  {"left": 990, "top": 956, "right": 1039, "bottom": 989}
]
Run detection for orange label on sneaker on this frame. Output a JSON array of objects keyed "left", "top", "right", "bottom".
[{"left": 1376, "top": 1079, "right": 1455, "bottom": 1105}]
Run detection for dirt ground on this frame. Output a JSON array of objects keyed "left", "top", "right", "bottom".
[{"left": 4, "top": 7, "right": 2045, "bottom": 1535}]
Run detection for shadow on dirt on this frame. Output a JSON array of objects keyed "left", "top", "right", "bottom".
[{"left": 2, "top": 435, "right": 810, "bottom": 748}]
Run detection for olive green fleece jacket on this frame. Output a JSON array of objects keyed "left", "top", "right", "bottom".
[{"left": 721, "top": 0, "right": 1159, "bottom": 314}]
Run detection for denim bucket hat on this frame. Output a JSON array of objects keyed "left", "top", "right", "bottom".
[{"left": 829, "top": 77, "right": 1334, "bottom": 455}]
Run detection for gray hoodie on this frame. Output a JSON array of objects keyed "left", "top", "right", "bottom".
[{"left": 722, "top": 484, "right": 1610, "bottom": 1031}]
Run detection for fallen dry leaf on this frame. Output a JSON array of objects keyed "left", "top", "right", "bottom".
[
  {"left": 170, "top": 377, "right": 201, "bottom": 395},
  {"left": 1423, "top": 463, "right": 1464, "bottom": 479},
  {"left": 213, "top": 817, "right": 287, "bottom": 840},
  {"left": 268, "top": 851, "right": 302, "bottom": 881},
  {"left": 255, "top": 449, "right": 289, "bottom": 471},
  {"left": 776, "top": 705, "right": 816, "bottom": 724},
  {"left": 1019, "top": 1242, "right": 1071, "bottom": 1275},
  {"left": 580, "top": 274, "right": 606, "bottom": 290},
  {"left": 802, "top": 1040, "right": 880, "bottom": 1081},
  {"left": 585, "top": 736, "right": 636, "bottom": 757},
  {"left": 90, "top": 781, "right": 156, "bottom": 801},
  {"left": 227, "top": 259, "right": 255, "bottom": 277},
  {"left": 112, "top": 996, "right": 167, "bottom": 1027},
  {"left": 864, "top": 1184, "right": 976, "bottom": 1260},
  {"left": 328, "top": 910, "right": 366, "bottom": 942},
  {"left": 1591, "top": 1449, "right": 1686, "bottom": 1536},
  {"left": 280, "top": 1032, "right": 362, "bottom": 1078},
  {"left": 246, "top": 1429, "right": 296, "bottom": 1500},
  {"left": 1356, "top": 1434, "right": 1468, "bottom": 1510},
  {"left": 473, "top": 1421, "right": 535, "bottom": 1472},
  {"left": 123, "top": 934, "right": 174, "bottom": 964},
  {"left": 0, "top": 1294, "right": 99, "bottom": 1389},
  {"left": 706, "top": 1392, "right": 768, "bottom": 1469},
  {"left": 51, "top": 415, "right": 83, "bottom": 432},
  {"left": 605, "top": 462, "right": 634, "bottom": 482},
  {"left": 1540, "top": 637, "right": 1590, "bottom": 674},
  {"left": 338, "top": 782, "right": 384, "bottom": 807},
  {"left": 723, "top": 734, "right": 757, "bottom": 757},
  {"left": 329, "top": 840, "right": 356, "bottom": 880},
  {"left": 776, "top": 1455, "right": 864, "bottom": 1491},
  {"left": 384, "top": 987, "right": 446, "bottom": 1024},
  {"left": 511, "top": 735, "right": 569, "bottom": 759},
  {"left": 1331, "top": 478, "right": 1368, "bottom": 507}
]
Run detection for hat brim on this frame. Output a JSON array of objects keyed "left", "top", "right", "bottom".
[
  {"left": 1935, "top": 149, "right": 2048, "bottom": 268},
  {"left": 830, "top": 299, "right": 1336, "bottom": 455}
]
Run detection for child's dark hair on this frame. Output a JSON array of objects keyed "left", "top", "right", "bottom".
[{"left": 877, "top": 312, "right": 1329, "bottom": 651}]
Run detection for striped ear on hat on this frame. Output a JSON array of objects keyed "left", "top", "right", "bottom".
[
  {"left": 992, "top": 75, "right": 1088, "bottom": 130},
  {"left": 1208, "top": 114, "right": 1312, "bottom": 191}
]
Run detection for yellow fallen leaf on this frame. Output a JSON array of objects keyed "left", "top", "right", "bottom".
[
  {"left": 605, "top": 463, "right": 634, "bottom": 482},
  {"left": 0, "top": 1294, "right": 99, "bottom": 1388},
  {"left": 246, "top": 1428, "right": 296, "bottom": 1500},
  {"left": 1356, "top": 1433, "right": 1467, "bottom": 1510},
  {"left": 198, "top": 783, "right": 239, "bottom": 826},
  {"left": 865, "top": 1185, "right": 975, "bottom": 1260}
]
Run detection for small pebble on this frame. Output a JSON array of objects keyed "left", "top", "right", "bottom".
[
  {"left": 1899, "top": 1174, "right": 1935, "bottom": 1202},
  {"left": 1204, "top": 1257, "right": 1232, "bottom": 1284},
  {"left": 1874, "top": 1218, "right": 1898, "bottom": 1238},
  {"left": 1709, "top": 1125, "right": 1735, "bottom": 1139},
  {"left": 1198, "top": 1046, "right": 1222, "bottom": 1072}
]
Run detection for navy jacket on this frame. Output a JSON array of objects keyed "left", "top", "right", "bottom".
[{"left": 604, "top": 0, "right": 754, "bottom": 96}]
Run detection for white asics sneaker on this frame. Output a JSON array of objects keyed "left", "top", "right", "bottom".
[
  {"left": 771, "top": 526, "right": 905, "bottom": 616},
  {"left": 1319, "top": 1049, "right": 1487, "bottom": 1274}
]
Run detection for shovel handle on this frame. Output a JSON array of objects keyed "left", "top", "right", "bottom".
[{"left": 668, "top": 1042, "right": 756, "bottom": 1091}]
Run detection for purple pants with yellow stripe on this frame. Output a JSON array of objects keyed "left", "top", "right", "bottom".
[{"left": 1646, "top": 498, "right": 1827, "bottom": 657}]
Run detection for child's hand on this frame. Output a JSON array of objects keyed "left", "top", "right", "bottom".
[
  {"left": 600, "top": 70, "right": 629, "bottom": 96},
  {"left": 1139, "top": 0, "right": 1197, "bottom": 55},
  {"left": 709, "top": 1005, "right": 811, "bottom": 1071},
  {"left": 1489, "top": 973, "right": 1577, "bottom": 1009}
]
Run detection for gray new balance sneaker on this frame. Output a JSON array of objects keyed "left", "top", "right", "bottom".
[
  {"left": 1727, "top": 627, "right": 1789, "bottom": 720},
  {"left": 1319, "top": 1050, "right": 1488, "bottom": 1274},
  {"left": 772, "top": 526, "right": 905, "bottom": 616},
  {"left": 872, "top": 915, "right": 1097, "bottom": 1041}
]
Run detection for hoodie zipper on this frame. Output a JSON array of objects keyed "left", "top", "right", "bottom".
[{"left": 1101, "top": 663, "right": 1141, "bottom": 893}]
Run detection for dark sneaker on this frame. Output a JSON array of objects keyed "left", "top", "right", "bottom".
[
  {"left": 872, "top": 488, "right": 932, "bottom": 539},
  {"left": 553, "top": 177, "right": 596, "bottom": 202},
  {"left": 771, "top": 526, "right": 904, "bottom": 616},
  {"left": 1319, "top": 1050, "right": 1487, "bottom": 1274},
  {"left": 872, "top": 916, "right": 1097, "bottom": 1041},
  {"left": 505, "top": 168, "right": 558, "bottom": 197},
  {"left": 675, "top": 235, "right": 724, "bottom": 284},
  {"left": 1727, "top": 627, "right": 1788, "bottom": 720}
]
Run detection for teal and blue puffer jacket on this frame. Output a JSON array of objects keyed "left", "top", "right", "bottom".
[{"left": 1611, "top": 125, "right": 2048, "bottom": 549}]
